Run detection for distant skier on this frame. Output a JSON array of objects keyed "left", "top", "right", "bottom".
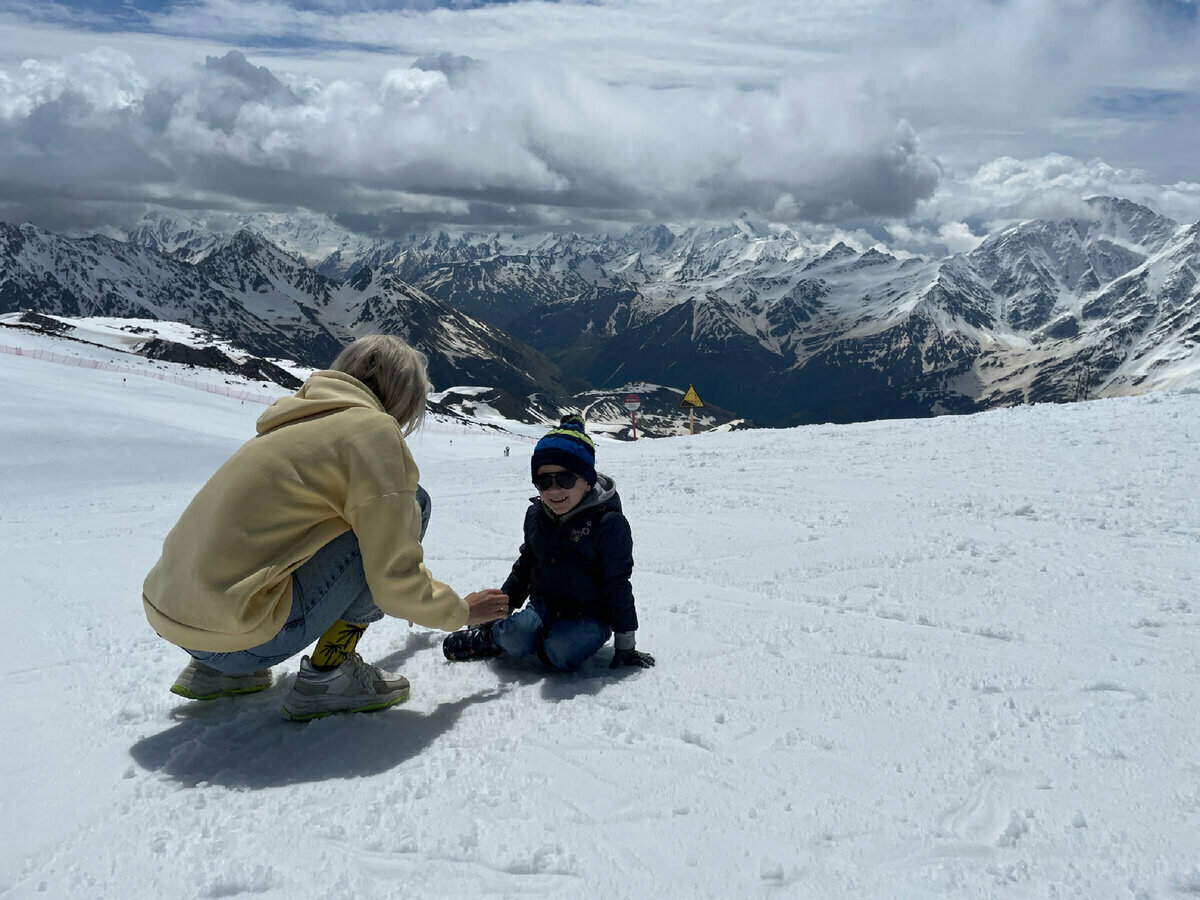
[
  {"left": 142, "top": 335, "right": 508, "bottom": 720},
  {"left": 504, "top": 446, "right": 510, "bottom": 457},
  {"left": 443, "top": 415, "right": 655, "bottom": 671}
]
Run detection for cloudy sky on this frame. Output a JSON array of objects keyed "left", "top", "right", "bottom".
[{"left": 0, "top": 0, "right": 1197, "bottom": 250}]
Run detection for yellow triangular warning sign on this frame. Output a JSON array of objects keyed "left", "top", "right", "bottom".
[{"left": 679, "top": 385, "right": 704, "bottom": 408}]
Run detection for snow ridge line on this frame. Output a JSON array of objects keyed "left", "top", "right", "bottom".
[
  {"left": 0, "top": 343, "right": 283, "bottom": 404},
  {"left": 0, "top": 342, "right": 537, "bottom": 441}
]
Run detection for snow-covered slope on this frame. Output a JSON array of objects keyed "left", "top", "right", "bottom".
[{"left": 2, "top": 340, "right": 1198, "bottom": 897}]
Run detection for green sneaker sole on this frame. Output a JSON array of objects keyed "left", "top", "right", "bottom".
[
  {"left": 169, "top": 682, "right": 271, "bottom": 701},
  {"left": 281, "top": 687, "right": 410, "bottom": 722}
]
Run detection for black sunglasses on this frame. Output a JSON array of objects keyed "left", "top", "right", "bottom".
[{"left": 533, "top": 471, "right": 579, "bottom": 491}]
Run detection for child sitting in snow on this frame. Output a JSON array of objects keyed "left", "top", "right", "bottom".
[{"left": 443, "top": 415, "right": 655, "bottom": 671}]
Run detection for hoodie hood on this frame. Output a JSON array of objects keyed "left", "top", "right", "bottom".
[{"left": 256, "top": 370, "right": 384, "bottom": 435}]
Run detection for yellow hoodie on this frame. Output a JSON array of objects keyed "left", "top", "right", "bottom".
[{"left": 142, "top": 370, "right": 467, "bottom": 652}]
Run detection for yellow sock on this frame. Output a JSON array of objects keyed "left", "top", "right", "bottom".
[{"left": 311, "top": 619, "right": 367, "bottom": 670}]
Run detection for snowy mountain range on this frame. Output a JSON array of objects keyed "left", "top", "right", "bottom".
[
  {"left": 3, "top": 197, "right": 1198, "bottom": 427},
  {"left": 0, "top": 222, "right": 581, "bottom": 407}
]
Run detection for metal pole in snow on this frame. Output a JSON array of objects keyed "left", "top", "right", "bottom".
[{"left": 631, "top": 408, "right": 637, "bottom": 440}]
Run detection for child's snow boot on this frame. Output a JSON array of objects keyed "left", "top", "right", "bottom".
[{"left": 443, "top": 621, "right": 503, "bottom": 661}]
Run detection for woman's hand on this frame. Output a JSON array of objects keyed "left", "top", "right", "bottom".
[{"left": 464, "top": 589, "right": 510, "bottom": 625}]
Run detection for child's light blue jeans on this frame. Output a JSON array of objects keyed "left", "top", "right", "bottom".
[
  {"left": 186, "top": 486, "right": 431, "bottom": 674},
  {"left": 493, "top": 598, "right": 612, "bottom": 672}
]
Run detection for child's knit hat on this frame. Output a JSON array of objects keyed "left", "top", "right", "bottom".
[{"left": 531, "top": 415, "right": 597, "bottom": 487}]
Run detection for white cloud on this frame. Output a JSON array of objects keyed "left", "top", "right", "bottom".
[
  {"left": 378, "top": 67, "right": 446, "bottom": 106},
  {"left": 0, "top": 0, "right": 1196, "bottom": 235},
  {"left": 924, "top": 154, "right": 1200, "bottom": 230},
  {"left": 0, "top": 47, "right": 942, "bottom": 231},
  {"left": 0, "top": 47, "right": 145, "bottom": 118},
  {"left": 936, "top": 222, "right": 984, "bottom": 255}
]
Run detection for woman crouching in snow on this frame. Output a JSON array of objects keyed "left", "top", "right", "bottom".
[{"left": 142, "top": 334, "right": 508, "bottom": 720}]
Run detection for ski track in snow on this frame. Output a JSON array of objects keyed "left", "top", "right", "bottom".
[{"left": 1, "top": 343, "right": 1199, "bottom": 898}]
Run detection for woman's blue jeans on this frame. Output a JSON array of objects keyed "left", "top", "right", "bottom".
[
  {"left": 492, "top": 598, "right": 612, "bottom": 672},
  {"left": 186, "top": 486, "right": 430, "bottom": 674}
]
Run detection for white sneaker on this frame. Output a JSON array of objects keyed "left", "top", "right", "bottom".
[
  {"left": 281, "top": 653, "right": 410, "bottom": 721},
  {"left": 170, "top": 659, "right": 272, "bottom": 701}
]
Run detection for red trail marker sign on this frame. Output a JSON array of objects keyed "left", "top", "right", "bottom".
[{"left": 624, "top": 393, "right": 641, "bottom": 440}]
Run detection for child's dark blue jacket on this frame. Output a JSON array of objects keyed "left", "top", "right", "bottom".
[{"left": 501, "top": 473, "right": 638, "bottom": 634}]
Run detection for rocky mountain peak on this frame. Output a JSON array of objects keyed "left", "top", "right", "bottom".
[
  {"left": 852, "top": 248, "right": 896, "bottom": 268},
  {"left": 622, "top": 224, "right": 677, "bottom": 255},
  {"left": 1083, "top": 196, "right": 1180, "bottom": 249},
  {"left": 802, "top": 241, "right": 858, "bottom": 271}
]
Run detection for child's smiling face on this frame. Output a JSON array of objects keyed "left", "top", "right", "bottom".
[{"left": 535, "top": 465, "right": 590, "bottom": 515}]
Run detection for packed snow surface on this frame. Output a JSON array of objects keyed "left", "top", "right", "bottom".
[{"left": 1, "top": 338, "right": 1198, "bottom": 898}]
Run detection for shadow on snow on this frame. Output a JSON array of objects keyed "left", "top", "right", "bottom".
[{"left": 129, "top": 632, "right": 640, "bottom": 788}]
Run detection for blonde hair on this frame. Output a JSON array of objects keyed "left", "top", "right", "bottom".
[{"left": 329, "top": 334, "right": 431, "bottom": 436}]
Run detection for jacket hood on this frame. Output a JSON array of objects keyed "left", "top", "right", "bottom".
[
  {"left": 588, "top": 472, "right": 618, "bottom": 510},
  {"left": 256, "top": 370, "right": 385, "bottom": 435},
  {"left": 538, "top": 472, "right": 619, "bottom": 523}
]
